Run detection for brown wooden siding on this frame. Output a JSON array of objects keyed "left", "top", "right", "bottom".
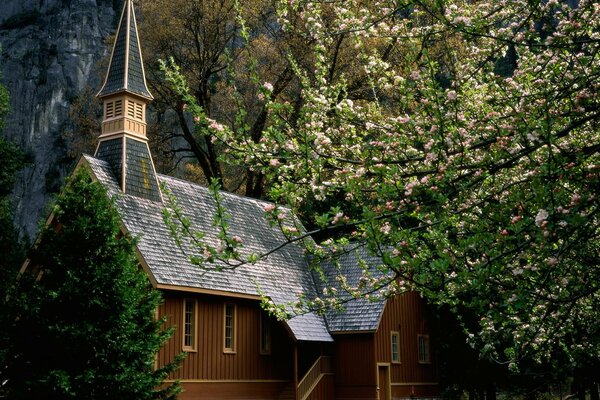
[
  {"left": 306, "top": 374, "right": 335, "bottom": 400},
  {"left": 333, "top": 333, "right": 377, "bottom": 399},
  {"left": 374, "top": 291, "right": 438, "bottom": 396},
  {"left": 157, "top": 291, "right": 293, "bottom": 382}
]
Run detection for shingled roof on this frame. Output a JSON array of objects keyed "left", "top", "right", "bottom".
[
  {"left": 97, "top": 0, "right": 153, "bottom": 100},
  {"left": 314, "top": 245, "right": 390, "bottom": 333},
  {"left": 82, "top": 155, "right": 332, "bottom": 342}
]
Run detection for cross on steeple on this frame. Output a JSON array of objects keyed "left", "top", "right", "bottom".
[{"left": 94, "top": 0, "right": 162, "bottom": 202}]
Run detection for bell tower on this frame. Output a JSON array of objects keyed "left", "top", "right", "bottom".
[{"left": 95, "top": 0, "right": 161, "bottom": 202}]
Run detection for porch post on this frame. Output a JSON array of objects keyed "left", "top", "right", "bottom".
[{"left": 294, "top": 343, "right": 299, "bottom": 400}]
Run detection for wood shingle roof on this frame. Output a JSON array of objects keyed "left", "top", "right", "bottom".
[{"left": 84, "top": 155, "right": 333, "bottom": 342}]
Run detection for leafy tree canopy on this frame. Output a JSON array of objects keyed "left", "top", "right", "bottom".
[
  {"left": 162, "top": 0, "right": 600, "bottom": 379},
  {"left": 2, "top": 169, "right": 181, "bottom": 400}
]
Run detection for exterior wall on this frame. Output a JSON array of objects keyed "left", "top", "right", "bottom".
[
  {"left": 374, "top": 292, "right": 438, "bottom": 398},
  {"left": 307, "top": 374, "right": 335, "bottom": 400},
  {"left": 155, "top": 290, "right": 438, "bottom": 400},
  {"left": 157, "top": 291, "right": 294, "bottom": 399},
  {"left": 333, "top": 333, "right": 378, "bottom": 400}
]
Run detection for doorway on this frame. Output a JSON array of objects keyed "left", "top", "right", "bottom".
[{"left": 377, "top": 364, "right": 391, "bottom": 400}]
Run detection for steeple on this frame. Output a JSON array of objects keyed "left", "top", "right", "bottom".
[
  {"left": 97, "top": 0, "right": 153, "bottom": 101},
  {"left": 94, "top": 0, "right": 162, "bottom": 202}
]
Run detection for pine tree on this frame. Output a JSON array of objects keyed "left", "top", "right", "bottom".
[{"left": 3, "top": 168, "right": 181, "bottom": 400}]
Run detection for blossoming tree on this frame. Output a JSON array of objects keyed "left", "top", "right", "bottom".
[{"left": 163, "top": 0, "right": 600, "bottom": 378}]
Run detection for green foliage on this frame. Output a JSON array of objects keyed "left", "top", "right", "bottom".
[
  {"left": 0, "top": 137, "right": 27, "bottom": 197},
  {"left": 162, "top": 0, "right": 600, "bottom": 388},
  {"left": 0, "top": 78, "right": 9, "bottom": 131},
  {"left": 2, "top": 169, "right": 181, "bottom": 400},
  {"left": 0, "top": 76, "right": 27, "bottom": 316},
  {"left": 0, "top": 138, "right": 27, "bottom": 297}
]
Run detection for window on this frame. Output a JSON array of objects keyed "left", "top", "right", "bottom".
[
  {"left": 224, "top": 303, "right": 236, "bottom": 353},
  {"left": 182, "top": 299, "right": 197, "bottom": 351},
  {"left": 260, "top": 312, "right": 272, "bottom": 355},
  {"left": 417, "top": 334, "right": 430, "bottom": 363},
  {"left": 391, "top": 331, "right": 400, "bottom": 363}
]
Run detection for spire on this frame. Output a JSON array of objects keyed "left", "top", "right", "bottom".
[
  {"left": 94, "top": 0, "right": 162, "bottom": 203},
  {"left": 97, "top": 0, "right": 153, "bottom": 100}
]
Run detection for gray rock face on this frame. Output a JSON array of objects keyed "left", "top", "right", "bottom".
[{"left": 0, "top": 0, "right": 119, "bottom": 239}]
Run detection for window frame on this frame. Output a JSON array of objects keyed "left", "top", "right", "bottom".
[
  {"left": 391, "top": 331, "right": 400, "bottom": 363},
  {"left": 182, "top": 299, "right": 197, "bottom": 352},
  {"left": 260, "top": 312, "right": 272, "bottom": 355},
  {"left": 417, "top": 334, "right": 430, "bottom": 364},
  {"left": 223, "top": 303, "right": 237, "bottom": 354}
]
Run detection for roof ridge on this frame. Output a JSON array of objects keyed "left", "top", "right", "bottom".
[{"left": 158, "top": 173, "right": 282, "bottom": 208}]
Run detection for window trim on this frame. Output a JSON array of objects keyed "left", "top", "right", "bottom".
[
  {"left": 223, "top": 303, "right": 237, "bottom": 354},
  {"left": 417, "top": 334, "right": 430, "bottom": 364},
  {"left": 391, "top": 331, "right": 400, "bottom": 363},
  {"left": 260, "top": 312, "right": 272, "bottom": 355},
  {"left": 182, "top": 299, "right": 197, "bottom": 352}
]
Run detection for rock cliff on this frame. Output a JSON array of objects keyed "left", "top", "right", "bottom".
[{"left": 0, "top": 0, "right": 119, "bottom": 239}]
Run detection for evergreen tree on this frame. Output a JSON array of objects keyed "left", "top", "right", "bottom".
[
  {"left": 0, "top": 76, "right": 27, "bottom": 299},
  {"left": 0, "top": 78, "right": 28, "bottom": 397},
  {"left": 3, "top": 169, "right": 181, "bottom": 400}
]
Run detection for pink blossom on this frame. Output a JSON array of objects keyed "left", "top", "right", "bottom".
[
  {"left": 379, "top": 222, "right": 391, "bottom": 235},
  {"left": 232, "top": 235, "right": 243, "bottom": 244},
  {"left": 262, "top": 82, "right": 274, "bottom": 92},
  {"left": 269, "top": 159, "right": 280, "bottom": 167},
  {"left": 207, "top": 118, "right": 224, "bottom": 132},
  {"left": 535, "top": 209, "right": 548, "bottom": 227},
  {"left": 447, "top": 90, "right": 457, "bottom": 100},
  {"left": 263, "top": 204, "right": 276, "bottom": 212}
]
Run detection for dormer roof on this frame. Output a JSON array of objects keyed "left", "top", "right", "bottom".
[{"left": 97, "top": 0, "right": 153, "bottom": 100}]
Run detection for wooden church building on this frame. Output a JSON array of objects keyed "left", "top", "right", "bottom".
[{"left": 32, "top": 1, "right": 440, "bottom": 399}]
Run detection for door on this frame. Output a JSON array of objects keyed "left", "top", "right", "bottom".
[{"left": 377, "top": 364, "right": 391, "bottom": 400}]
